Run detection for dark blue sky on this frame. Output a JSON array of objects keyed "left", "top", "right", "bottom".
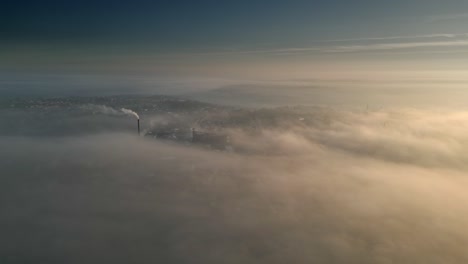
[
  {"left": 3, "top": 0, "right": 468, "bottom": 46},
  {"left": 1, "top": 0, "right": 468, "bottom": 79}
]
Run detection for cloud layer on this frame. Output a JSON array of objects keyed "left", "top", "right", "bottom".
[{"left": 201, "top": 32, "right": 468, "bottom": 55}]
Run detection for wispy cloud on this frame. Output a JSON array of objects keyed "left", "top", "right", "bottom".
[
  {"left": 217, "top": 34, "right": 468, "bottom": 55},
  {"left": 196, "top": 47, "right": 321, "bottom": 56},
  {"left": 428, "top": 13, "right": 468, "bottom": 22},
  {"left": 326, "top": 40, "right": 468, "bottom": 53},
  {"left": 317, "top": 33, "right": 466, "bottom": 43},
  {"left": 189, "top": 33, "right": 468, "bottom": 56},
  {"left": 206, "top": 41, "right": 468, "bottom": 56}
]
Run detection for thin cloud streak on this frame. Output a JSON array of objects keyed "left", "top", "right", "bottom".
[
  {"left": 326, "top": 40, "right": 468, "bottom": 53},
  {"left": 198, "top": 33, "right": 468, "bottom": 55},
  {"left": 428, "top": 13, "right": 468, "bottom": 22},
  {"left": 316, "top": 33, "right": 467, "bottom": 43},
  {"left": 201, "top": 39, "right": 468, "bottom": 56},
  {"left": 194, "top": 47, "right": 321, "bottom": 56}
]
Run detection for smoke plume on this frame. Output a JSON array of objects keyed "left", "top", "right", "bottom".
[
  {"left": 79, "top": 104, "right": 139, "bottom": 119},
  {"left": 121, "top": 108, "right": 140, "bottom": 119}
]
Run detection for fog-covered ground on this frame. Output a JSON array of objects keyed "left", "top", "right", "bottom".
[{"left": 1, "top": 96, "right": 468, "bottom": 263}]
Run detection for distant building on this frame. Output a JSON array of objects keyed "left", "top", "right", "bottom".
[
  {"left": 144, "top": 128, "right": 189, "bottom": 141},
  {"left": 144, "top": 127, "right": 231, "bottom": 151},
  {"left": 191, "top": 128, "right": 230, "bottom": 150}
]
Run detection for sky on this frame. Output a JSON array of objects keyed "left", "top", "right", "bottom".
[{"left": 1, "top": 0, "right": 468, "bottom": 82}]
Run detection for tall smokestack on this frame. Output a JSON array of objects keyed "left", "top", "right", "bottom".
[{"left": 137, "top": 119, "right": 140, "bottom": 135}]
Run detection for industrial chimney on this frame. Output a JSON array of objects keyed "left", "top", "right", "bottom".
[{"left": 137, "top": 119, "right": 140, "bottom": 135}]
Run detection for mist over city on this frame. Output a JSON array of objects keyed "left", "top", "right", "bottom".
[{"left": 2, "top": 1, "right": 468, "bottom": 263}]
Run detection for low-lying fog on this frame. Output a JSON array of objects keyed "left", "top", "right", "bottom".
[{"left": 1, "top": 97, "right": 468, "bottom": 263}]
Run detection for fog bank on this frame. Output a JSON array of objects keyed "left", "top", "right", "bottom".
[{"left": 2, "top": 106, "right": 468, "bottom": 263}]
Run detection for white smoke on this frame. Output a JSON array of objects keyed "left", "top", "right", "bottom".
[
  {"left": 80, "top": 104, "right": 139, "bottom": 119},
  {"left": 80, "top": 104, "right": 121, "bottom": 115},
  {"left": 121, "top": 108, "right": 140, "bottom": 120}
]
